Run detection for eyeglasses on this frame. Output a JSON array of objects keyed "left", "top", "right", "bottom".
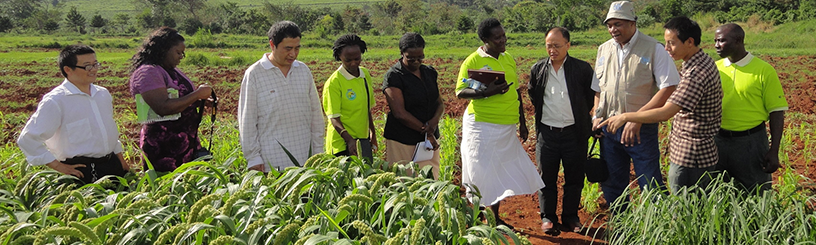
[
  {"left": 68, "top": 62, "right": 102, "bottom": 71},
  {"left": 546, "top": 44, "right": 565, "bottom": 49}
]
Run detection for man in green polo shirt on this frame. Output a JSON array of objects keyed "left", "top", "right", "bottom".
[{"left": 713, "top": 23, "right": 788, "bottom": 193}]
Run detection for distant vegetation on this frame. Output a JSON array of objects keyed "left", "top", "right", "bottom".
[{"left": 0, "top": 0, "right": 814, "bottom": 37}]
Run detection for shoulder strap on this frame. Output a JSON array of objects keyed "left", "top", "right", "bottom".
[{"left": 364, "top": 77, "right": 371, "bottom": 136}]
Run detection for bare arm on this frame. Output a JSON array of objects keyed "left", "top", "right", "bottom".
[
  {"left": 517, "top": 89, "right": 528, "bottom": 142},
  {"left": 600, "top": 102, "right": 682, "bottom": 133},
  {"left": 764, "top": 111, "right": 785, "bottom": 173},
  {"left": 141, "top": 84, "right": 212, "bottom": 116},
  {"left": 619, "top": 85, "right": 677, "bottom": 146},
  {"left": 330, "top": 117, "right": 357, "bottom": 156}
]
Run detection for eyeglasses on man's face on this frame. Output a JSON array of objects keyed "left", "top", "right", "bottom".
[{"left": 69, "top": 62, "right": 102, "bottom": 71}]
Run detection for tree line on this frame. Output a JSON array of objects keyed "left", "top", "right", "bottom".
[{"left": 1, "top": 0, "right": 814, "bottom": 36}]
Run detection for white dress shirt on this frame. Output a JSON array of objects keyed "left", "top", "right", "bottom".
[
  {"left": 617, "top": 30, "right": 680, "bottom": 89},
  {"left": 238, "top": 53, "right": 325, "bottom": 170},
  {"left": 539, "top": 59, "right": 602, "bottom": 128},
  {"left": 17, "top": 80, "right": 124, "bottom": 166}
]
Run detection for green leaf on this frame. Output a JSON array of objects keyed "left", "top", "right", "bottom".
[
  {"left": 316, "top": 206, "right": 349, "bottom": 239},
  {"left": 277, "top": 140, "right": 302, "bottom": 167}
]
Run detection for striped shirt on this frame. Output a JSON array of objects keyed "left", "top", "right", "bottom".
[{"left": 667, "top": 49, "right": 723, "bottom": 168}]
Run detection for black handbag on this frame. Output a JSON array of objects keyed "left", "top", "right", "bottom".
[{"left": 585, "top": 136, "right": 608, "bottom": 183}]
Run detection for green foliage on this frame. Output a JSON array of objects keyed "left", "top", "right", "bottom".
[
  {"left": 64, "top": 6, "right": 86, "bottom": 33},
  {"left": 179, "top": 18, "right": 203, "bottom": 36},
  {"left": 0, "top": 143, "right": 531, "bottom": 244},
  {"left": 0, "top": 16, "right": 12, "bottom": 33},
  {"left": 456, "top": 14, "right": 474, "bottom": 33},
  {"left": 603, "top": 175, "right": 816, "bottom": 244},
  {"left": 89, "top": 14, "right": 106, "bottom": 29}
]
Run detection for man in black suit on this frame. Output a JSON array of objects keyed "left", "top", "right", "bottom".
[{"left": 527, "top": 27, "right": 600, "bottom": 235}]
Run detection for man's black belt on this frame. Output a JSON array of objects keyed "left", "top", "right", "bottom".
[
  {"left": 62, "top": 152, "right": 123, "bottom": 183},
  {"left": 543, "top": 124, "right": 574, "bottom": 132},
  {"left": 719, "top": 123, "right": 764, "bottom": 137}
]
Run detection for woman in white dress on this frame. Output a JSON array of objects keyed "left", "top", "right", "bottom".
[{"left": 454, "top": 18, "right": 546, "bottom": 229}]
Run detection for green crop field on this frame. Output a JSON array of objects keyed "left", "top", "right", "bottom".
[{"left": 1, "top": 19, "right": 815, "bottom": 244}]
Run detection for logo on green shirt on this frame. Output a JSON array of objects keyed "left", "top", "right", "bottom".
[{"left": 346, "top": 89, "right": 356, "bottom": 100}]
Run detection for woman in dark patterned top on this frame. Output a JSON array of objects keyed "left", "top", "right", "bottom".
[
  {"left": 382, "top": 32, "right": 445, "bottom": 179},
  {"left": 128, "top": 27, "right": 213, "bottom": 172}
]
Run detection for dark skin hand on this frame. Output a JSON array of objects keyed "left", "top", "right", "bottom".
[
  {"left": 456, "top": 77, "right": 511, "bottom": 99},
  {"left": 517, "top": 88, "right": 528, "bottom": 142},
  {"left": 383, "top": 88, "right": 445, "bottom": 150},
  {"left": 141, "top": 84, "right": 212, "bottom": 116},
  {"left": 764, "top": 111, "right": 784, "bottom": 173}
]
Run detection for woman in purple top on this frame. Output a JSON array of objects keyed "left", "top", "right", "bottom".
[{"left": 128, "top": 27, "right": 213, "bottom": 172}]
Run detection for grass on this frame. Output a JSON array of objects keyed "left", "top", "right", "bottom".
[{"left": 603, "top": 173, "right": 816, "bottom": 244}]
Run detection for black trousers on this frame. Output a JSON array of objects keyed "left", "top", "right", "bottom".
[
  {"left": 536, "top": 126, "right": 586, "bottom": 223},
  {"left": 61, "top": 152, "right": 126, "bottom": 184}
]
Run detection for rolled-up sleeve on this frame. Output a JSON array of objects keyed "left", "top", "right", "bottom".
[{"left": 17, "top": 99, "right": 61, "bottom": 166}]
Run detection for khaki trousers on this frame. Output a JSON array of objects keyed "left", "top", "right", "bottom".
[{"left": 385, "top": 139, "right": 440, "bottom": 179}]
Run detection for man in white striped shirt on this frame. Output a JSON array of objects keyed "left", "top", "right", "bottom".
[{"left": 238, "top": 21, "right": 325, "bottom": 172}]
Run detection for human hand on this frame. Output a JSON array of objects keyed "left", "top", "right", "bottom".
[
  {"left": 346, "top": 138, "right": 359, "bottom": 156},
  {"left": 427, "top": 134, "right": 440, "bottom": 150},
  {"left": 370, "top": 133, "right": 379, "bottom": 152},
  {"left": 46, "top": 160, "right": 85, "bottom": 178},
  {"left": 195, "top": 84, "right": 213, "bottom": 100},
  {"left": 621, "top": 122, "right": 641, "bottom": 147},
  {"left": 592, "top": 117, "right": 605, "bottom": 138},
  {"left": 763, "top": 150, "right": 780, "bottom": 173},
  {"left": 483, "top": 78, "right": 511, "bottom": 97},
  {"left": 598, "top": 114, "right": 628, "bottom": 135},
  {"left": 519, "top": 123, "right": 529, "bottom": 142},
  {"left": 248, "top": 164, "right": 266, "bottom": 173}
]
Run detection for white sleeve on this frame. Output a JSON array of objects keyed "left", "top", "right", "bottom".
[
  {"left": 307, "top": 71, "right": 326, "bottom": 154},
  {"left": 238, "top": 70, "right": 264, "bottom": 169},
  {"left": 653, "top": 43, "right": 681, "bottom": 89},
  {"left": 17, "top": 98, "right": 61, "bottom": 166}
]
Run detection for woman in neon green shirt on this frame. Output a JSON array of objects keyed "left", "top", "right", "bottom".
[
  {"left": 455, "top": 18, "right": 545, "bottom": 229},
  {"left": 322, "top": 34, "right": 377, "bottom": 158}
]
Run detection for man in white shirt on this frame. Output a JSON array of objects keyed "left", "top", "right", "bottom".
[
  {"left": 592, "top": 1, "right": 680, "bottom": 211},
  {"left": 238, "top": 21, "right": 325, "bottom": 172},
  {"left": 18, "top": 44, "right": 130, "bottom": 184},
  {"left": 528, "top": 27, "right": 600, "bottom": 234}
]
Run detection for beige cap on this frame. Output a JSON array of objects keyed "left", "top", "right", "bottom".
[{"left": 604, "top": 1, "right": 637, "bottom": 23}]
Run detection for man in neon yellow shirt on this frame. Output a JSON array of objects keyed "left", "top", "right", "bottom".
[{"left": 714, "top": 23, "right": 788, "bottom": 192}]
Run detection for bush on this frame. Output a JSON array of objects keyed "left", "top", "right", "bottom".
[
  {"left": 179, "top": 18, "right": 204, "bottom": 36},
  {"left": 188, "top": 28, "right": 216, "bottom": 48},
  {"left": 0, "top": 16, "right": 12, "bottom": 33}
]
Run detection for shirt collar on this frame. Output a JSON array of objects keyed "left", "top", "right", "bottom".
[
  {"left": 260, "top": 53, "right": 300, "bottom": 70},
  {"left": 62, "top": 79, "right": 96, "bottom": 96},
  {"left": 722, "top": 52, "right": 754, "bottom": 67},
  {"left": 683, "top": 48, "right": 706, "bottom": 67},
  {"left": 476, "top": 46, "right": 503, "bottom": 58},
  {"left": 338, "top": 65, "right": 364, "bottom": 80},
  {"left": 618, "top": 29, "right": 640, "bottom": 49}
]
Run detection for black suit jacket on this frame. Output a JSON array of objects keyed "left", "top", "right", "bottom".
[{"left": 527, "top": 55, "right": 596, "bottom": 141}]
